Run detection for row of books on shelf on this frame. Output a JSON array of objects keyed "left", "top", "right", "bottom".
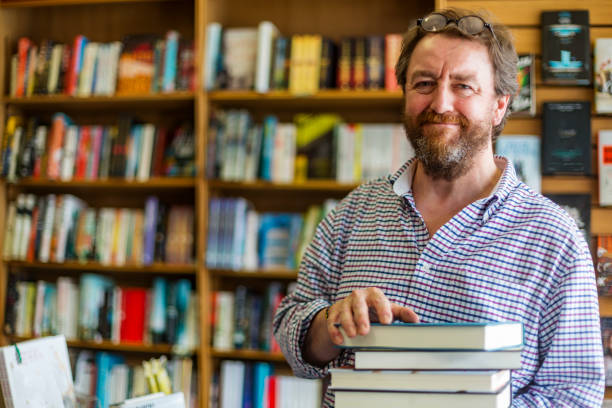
[
  {"left": 211, "top": 282, "right": 290, "bottom": 352},
  {"left": 9, "top": 31, "right": 194, "bottom": 98},
  {"left": 205, "top": 21, "right": 403, "bottom": 94},
  {"left": 598, "top": 236, "right": 612, "bottom": 296},
  {"left": 211, "top": 360, "right": 321, "bottom": 408},
  {"left": 0, "top": 113, "right": 195, "bottom": 183},
  {"left": 6, "top": 274, "right": 198, "bottom": 350},
  {"left": 207, "top": 197, "right": 337, "bottom": 271},
  {"left": 73, "top": 352, "right": 196, "bottom": 408},
  {"left": 207, "top": 110, "right": 413, "bottom": 183},
  {"left": 3, "top": 194, "right": 194, "bottom": 266},
  {"left": 330, "top": 321, "right": 523, "bottom": 408}
]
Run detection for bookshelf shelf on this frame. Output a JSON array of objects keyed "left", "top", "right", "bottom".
[
  {"left": 207, "top": 89, "right": 404, "bottom": 109},
  {"left": 8, "top": 335, "right": 193, "bottom": 354},
  {"left": 601, "top": 296, "right": 612, "bottom": 317},
  {"left": 208, "top": 179, "right": 357, "bottom": 194},
  {"left": 2, "top": 92, "right": 195, "bottom": 110},
  {"left": 8, "top": 177, "right": 197, "bottom": 190},
  {"left": 0, "top": 0, "right": 182, "bottom": 7},
  {"left": 211, "top": 348, "right": 286, "bottom": 362},
  {"left": 209, "top": 268, "right": 298, "bottom": 280},
  {"left": 5, "top": 260, "right": 197, "bottom": 274}
]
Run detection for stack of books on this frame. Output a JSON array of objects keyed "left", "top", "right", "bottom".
[{"left": 331, "top": 321, "right": 524, "bottom": 408}]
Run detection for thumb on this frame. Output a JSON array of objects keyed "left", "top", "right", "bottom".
[{"left": 391, "top": 304, "right": 420, "bottom": 323}]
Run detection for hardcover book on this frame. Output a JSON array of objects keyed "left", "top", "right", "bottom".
[
  {"left": 542, "top": 101, "right": 591, "bottom": 175},
  {"left": 595, "top": 38, "right": 612, "bottom": 113},
  {"left": 337, "top": 321, "right": 523, "bottom": 351},
  {"left": 330, "top": 368, "right": 510, "bottom": 393},
  {"left": 545, "top": 193, "right": 591, "bottom": 244},
  {"left": 511, "top": 54, "right": 536, "bottom": 116},
  {"left": 496, "top": 135, "right": 541, "bottom": 193},
  {"left": 334, "top": 385, "right": 511, "bottom": 408},
  {"left": 541, "top": 10, "right": 591, "bottom": 85},
  {"left": 599, "top": 130, "right": 612, "bottom": 206},
  {"left": 354, "top": 348, "right": 522, "bottom": 370}
]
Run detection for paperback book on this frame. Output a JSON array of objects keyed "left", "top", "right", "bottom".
[
  {"left": 595, "top": 38, "right": 612, "bottom": 113},
  {"left": 541, "top": 10, "right": 591, "bottom": 85},
  {"left": 542, "top": 101, "right": 591, "bottom": 175},
  {"left": 545, "top": 193, "right": 591, "bottom": 244},
  {"left": 496, "top": 135, "right": 541, "bottom": 193},
  {"left": 337, "top": 321, "right": 523, "bottom": 351},
  {"left": 511, "top": 54, "right": 536, "bottom": 116},
  {"left": 600, "top": 130, "right": 612, "bottom": 206}
]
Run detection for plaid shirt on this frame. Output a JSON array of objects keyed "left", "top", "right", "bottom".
[{"left": 273, "top": 157, "right": 604, "bottom": 407}]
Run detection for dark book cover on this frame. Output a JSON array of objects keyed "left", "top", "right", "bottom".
[
  {"left": 510, "top": 54, "right": 536, "bottom": 116},
  {"left": 545, "top": 193, "right": 591, "bottom": 245},
  {"left": 319, "top": 38, "right": 337, "bottom": 90},
  {"left": 154, "top": 202, "right": 168, "bottom": 262},
  {"left": 3, "top": 274, "right": 19, "bottom": 335},
  {"left": 352, "top": 37, "right": 366, "bottom": 90},
  {"left": 542, "top": 101, "right": 591, "bottom": 175},
  {"left": 165, "top": 281, "right": 178, "bottom": 344},
  {"left": 541, "top": 10, "right": 591, "bottom": 85},
  {"left": 271, "top": 36, "right": 291, "bottom": 90},
  {"left": 337, "top": 37, "right": 354, "bottom": 90},
  {"left": 366, "top": 35, "right": 385, "bottom": 90},
  {"left": 109, "top": 116, "right": 131, "bottom": 178}
]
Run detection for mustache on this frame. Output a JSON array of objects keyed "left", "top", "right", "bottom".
[{"left": 417, "top": 111, "right": 469, "bottom": 127}]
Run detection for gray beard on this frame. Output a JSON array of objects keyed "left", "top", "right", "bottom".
[{"left": 403, "top": 115, "right": 491, "bottom": 181}]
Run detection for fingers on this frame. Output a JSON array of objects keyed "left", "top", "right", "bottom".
[{"left": 391, "top": 303, "right": 420, "bottom": 323}]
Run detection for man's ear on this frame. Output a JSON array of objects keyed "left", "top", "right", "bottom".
[{"left": 493, "top": 94, "right": 511, "bottom": 126}]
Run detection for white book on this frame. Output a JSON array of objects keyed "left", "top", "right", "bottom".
[
  {"left": 330, "top": 368, "right": 510, "bottom": 393},
  {"left": 137, "top": 124, "right": 156, "bottom": 181},
  {"left": 338, "top": 321, "right": 524, "bottom": 351},
  {"left": 599, "top": 130, "right": 612, "bottom": 206},
  {"left": 107, "top": 41, "right": 123, "bottom": 95},
  {"left": 204, "top": 22, "right": 222, "bottom": 90},
  {"left": 93, "top": 43, "right": 108, "bottom": 96},
  {"left": 355, "top": 348, "right": 523, "bottom": 370},
  {"left": 255, "top": 21, "right": 279, "bottom": 93},
  {"left": 212, "top": 291, "right": 234, "bottom": 350},
  {"left": 0, "top": 335, "right": 76, "bottom": 408},
  {"left": 334, "top": 384, "right": 511, "bottom": 408},
  {"left": 77, "top": 42, "right": 99, "bottom": 97},
  {"left": 273, "top": 123, "right": 296, "bottom": 183},
  {"left": 60, "top": 125, "right": 79, "bottom": 181},
  {"left": 73, "top": 350, "right": 96, "bottom": 398},
  {"left": 220, "top": 361, "right": 244, "bottom": 408},
  {"left": 242, "top": 210, "right": 260, "bottom": 271}
]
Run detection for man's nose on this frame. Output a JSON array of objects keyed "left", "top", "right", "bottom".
[{"left": 429, "top": 84, "right": 454, "bottom": 114}]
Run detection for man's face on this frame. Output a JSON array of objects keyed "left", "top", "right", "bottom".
[{"left": 403, "top": 34, "right": 508, "bottom": 180}]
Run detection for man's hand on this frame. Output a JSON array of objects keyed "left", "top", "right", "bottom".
[
  {"left": 326, "top": 287, "right": 419, "bottom": 345},
  {"left": 303, "top": 287, "right": 419, "bottom": 367}
]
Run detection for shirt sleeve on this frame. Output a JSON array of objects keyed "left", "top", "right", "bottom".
[
  {"left": 512, "top": 234, "right": 605, "bottom": 407},
  {"left": 272, "top": 208, "right": 353, "bottom": 378}
]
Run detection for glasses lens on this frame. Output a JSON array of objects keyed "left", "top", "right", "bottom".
[
  {"left": 459, "top": 16, "right": 486, "bottom": 35},
  {"left": 421, "top": 14, "right": 448, "bottom": 32}
]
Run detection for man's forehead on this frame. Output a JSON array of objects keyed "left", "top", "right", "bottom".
[{"left": 407, "top": 35, "right": 493, "bottom": 76}]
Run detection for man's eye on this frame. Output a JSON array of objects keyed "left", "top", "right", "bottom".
[{"left": 413, "top": 81, "right": 435, "bottom": 92}]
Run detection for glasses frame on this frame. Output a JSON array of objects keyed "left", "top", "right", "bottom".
[{"left": 417, "top": 13, "right": 498, "bottom": 44}]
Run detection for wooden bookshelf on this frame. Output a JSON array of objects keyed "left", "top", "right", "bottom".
[
  {"left": 210, "top": 268, "right": 298, "bottom": 280},
  {"left": 211, "top": 348, "right": 286, "bottom": 362},
  {"left": 6, "top": 260, "right": 197, "bottom": 274},
  {"left": 2, "top": 92, "right": 195, "bottom": 110},
  {"left": 8, "top": 335, "right": 194, "bottom": 354},
  {"left": 10, "top": 177, "right": 197, "bottom": 190}
]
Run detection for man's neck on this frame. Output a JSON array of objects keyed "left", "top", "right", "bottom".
[{"left": 411, "top": 150, "right": 502, "bottom": 237}]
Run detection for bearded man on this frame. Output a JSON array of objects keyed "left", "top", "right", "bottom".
[{"left": 273, "top": 8, "right": 604, "bottom": 407}]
